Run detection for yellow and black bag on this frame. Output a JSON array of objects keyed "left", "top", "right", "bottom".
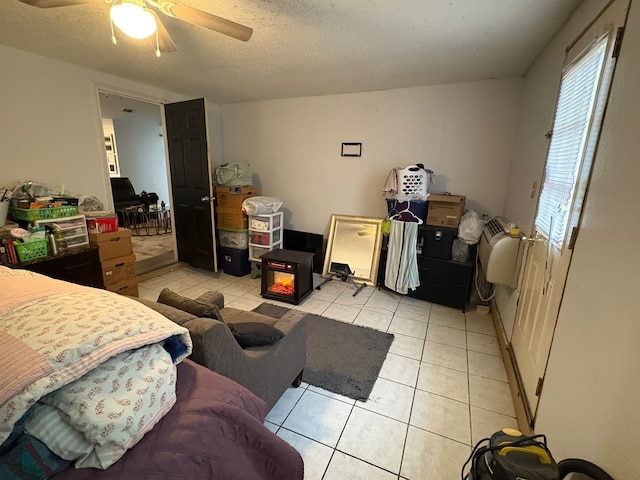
[{"left": 464, "top": 429, "right": 559, "bottom": 480}]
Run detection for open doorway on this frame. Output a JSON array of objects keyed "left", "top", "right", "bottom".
[{"left": 97, "top": 90, "right": 177, "bottom": 274}]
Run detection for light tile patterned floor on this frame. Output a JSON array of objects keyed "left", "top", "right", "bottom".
[{"left": 139, "top": 264, "right": 518, "bottom": 480}]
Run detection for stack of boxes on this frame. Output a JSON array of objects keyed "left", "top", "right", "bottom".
[
  {"left": 215, "top": 185, "right": 258, "bottom": 276},
  {"left": 89, "top": 227, "right": 138, "bottom": 296}
]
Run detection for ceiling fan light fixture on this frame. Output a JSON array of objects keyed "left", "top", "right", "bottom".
[{"left": 110, "top": 1, "right": 157, "bottom": 40}]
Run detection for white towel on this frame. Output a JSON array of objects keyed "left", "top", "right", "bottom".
[{"left": 384, "top": 220, "right": 420, "bottom": 294}]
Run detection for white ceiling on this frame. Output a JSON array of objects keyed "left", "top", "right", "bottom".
[{"left": 0, "top": 0, "right": 582, "bottom": 104}]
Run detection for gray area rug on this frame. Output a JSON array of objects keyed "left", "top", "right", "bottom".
[{"left": 253, "top": 303, "right": 394, "bottom": 401}]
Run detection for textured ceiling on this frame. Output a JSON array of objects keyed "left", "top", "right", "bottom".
[{"left": 0, "top": 0, "right": 582, "bottom": 104}]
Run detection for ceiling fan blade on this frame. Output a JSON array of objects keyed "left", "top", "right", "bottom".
[
  {"left": 150, "top": 12, "right": 177, "bottom": 53},
  {"left": 19, "top": 0, "right": 111, "bottom": 7},
  {"left": 154, "top": 1, "right": 253, "bottom": 42}
]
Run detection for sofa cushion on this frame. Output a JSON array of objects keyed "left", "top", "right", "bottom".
[
  {"left": 158, "top": 288, "right": 221, "bottom": 320},
  {"left": 228, "top": 323, "right": 285, "bottom": 348},
  {"left": 195, "top": 291, "right": 225, "bottom": 309},
  {"left": 133, "top": 298, "right": 198, "bottom": 327},
  {"left": 220, "top": 308, "right": 279, "bottom": 326}
]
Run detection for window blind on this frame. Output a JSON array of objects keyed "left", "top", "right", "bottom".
[{"left": 535, "top": 35, "right": 608, "bottom": 247}]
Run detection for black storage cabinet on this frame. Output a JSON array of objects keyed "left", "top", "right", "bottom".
[
  {"left": 418, "top": 225, "right": 457, "bottom": 260},
  {"left": 10, "top": 247, "right": 104, "bottom": 288},
  {"left": 377, "top": 224, "right": 476, "bottom": 311},
  {"left": 220, "top": 246, "right": 251, "bottom": 277},
  {"left": 408, "top": 256, "right": 475, "bottom": 311}
]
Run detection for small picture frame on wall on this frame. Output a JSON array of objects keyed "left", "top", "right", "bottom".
[{"left": 341, "top": 143, "right": 362, "bottom": 157}]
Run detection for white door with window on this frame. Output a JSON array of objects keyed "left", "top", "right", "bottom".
[{"left": 511, "top": 0, "right": 629, "bottom": 425}]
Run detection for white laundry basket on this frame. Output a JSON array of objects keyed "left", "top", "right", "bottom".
[{"left": 395, "top": 165, "right": 432, "bottom": 201}]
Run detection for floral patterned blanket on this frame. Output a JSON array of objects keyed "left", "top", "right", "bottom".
[{"left": 0, "top": 266, "right": 192, "bottom": 469}]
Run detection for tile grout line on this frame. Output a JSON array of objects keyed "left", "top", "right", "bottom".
[
  {"left": 321, "top": 394, "right": 358, "bottom": 479},
  {"left": 397, "top": 361, "right": 420, "bottom": 480},
  {"left": 465, "top": 313, "right": 474, "bottom": 452},
  {"left": 270, "top": 384, "right": 309, "bottom": 432}
]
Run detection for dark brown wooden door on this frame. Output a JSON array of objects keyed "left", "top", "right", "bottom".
[{"left": 164, "top": 98, "right": 217, "bottom": 271}]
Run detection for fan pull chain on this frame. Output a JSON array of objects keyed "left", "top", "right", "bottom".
[
  {"left": 155, "top": 28, "right": 161, "bottom": 57},
  {"left": 110, "top": 19, "right": 117, "bottom": 45}
]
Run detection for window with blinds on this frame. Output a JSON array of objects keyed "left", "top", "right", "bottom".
[{"left": 535, "top": 34, "right": 610, "bottom": 248}]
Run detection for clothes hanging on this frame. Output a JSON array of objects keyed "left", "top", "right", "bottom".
[
  {"left": 384, "top": 220, "right": 420, "bottom": 294},
  {"left": 382, "top": 169, "right": 398, "bottom": 200}
]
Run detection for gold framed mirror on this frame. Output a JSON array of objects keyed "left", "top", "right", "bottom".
[{"left": 322, "top": 214, "right": 384, "bottom": 286}]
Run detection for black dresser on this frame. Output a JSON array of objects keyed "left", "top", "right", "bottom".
[
  {"left": 10, "top": 247, "right": 104, "bottom": 289},
  {"left": 378, "top": 224, "right": 476, "bottom": 311}
]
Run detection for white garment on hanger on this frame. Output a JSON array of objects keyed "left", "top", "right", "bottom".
[{"left": 384, "top": 220, "right": 420, "bottom": 295}]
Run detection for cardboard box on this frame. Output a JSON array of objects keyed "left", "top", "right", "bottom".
[
  {"left": 89, "top": 228, "right": 133, "bottom": 261},
  {"left": 101, "top": 254, "right": 136, "bottom": 286},
  {"left": 215, "top": 185, "right": 258, "bottom": 210},
  {"left": 216, "top": 207, "right": 248, "bottom": 230},
  {"left": 106, "top": 278, "right": 139, "bottom": 297},
  {"left": 86, "top": 215, "right": 118, "bottom": 234},
  {"left": 426, "top": 194, "right": 466, "bottom": 227}
]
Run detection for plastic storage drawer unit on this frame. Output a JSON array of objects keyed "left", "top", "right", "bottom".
[
  {"left": 248, "top": 211, "right": 284, "bottom": 262},
  {"left": 36, "top": 215, "right": 90, "bottom": 251},
  {"left": 249, "top": 212, "right": 283, "bottom": 231},
  {"left": 250, "top": 229, "right": 282, "bottom": 246},
  {"left": 249, "top": 244, "right": 281, "bottom": 262}
]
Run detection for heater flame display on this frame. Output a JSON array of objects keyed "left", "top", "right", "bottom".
[{"left": 268, "top": 272, "right": 295, "bottom": 296}]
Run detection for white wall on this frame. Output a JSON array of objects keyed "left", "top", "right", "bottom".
[
  {"left": 113, "top": 110, "right": 170, "bottom": 206},
  {"left": 0, "top": 45, "right": 190, "bottom": 209},
  {"left": 221, "top": 79, "right": 523, "bottom": 235},
  {"left": 534, "top": 1, "right": 640, "bottom": 477}
]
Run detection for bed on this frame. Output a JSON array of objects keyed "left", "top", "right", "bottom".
[{"left": 0, "top": 266, "right": 303, "bottom": 479}]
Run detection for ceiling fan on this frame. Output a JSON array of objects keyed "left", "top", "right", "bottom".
[{"left": 18, "top": 0, "right": 253, "bottom": 56}]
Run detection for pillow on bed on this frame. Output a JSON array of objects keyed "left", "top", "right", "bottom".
[
  {"left": 158, "top": 288, "right": 221, "bottom": 319},
  {"left": 24, "top": 343, "right": 178, "bottom": 470},
  {"left": 228, "top": 323, "right": 285, "bottom": 348}
]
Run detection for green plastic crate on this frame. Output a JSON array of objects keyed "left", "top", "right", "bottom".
[
  {"left": 15, "top": 239, "right": 48, "bottom": 262},
  {"left": 9, "top": 206, "right": 78, "bottom": 222}
]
